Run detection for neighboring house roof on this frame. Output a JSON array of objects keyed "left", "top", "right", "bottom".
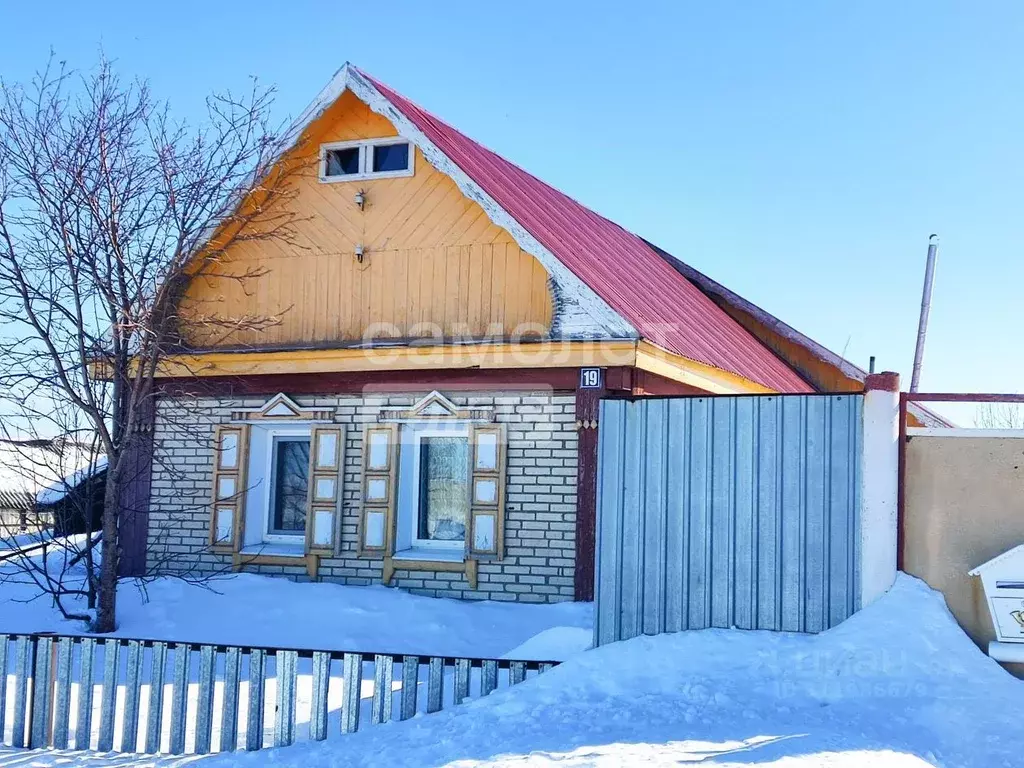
[
  {"left": 0, "top": 439, "right": 106, "bottom": 510},
  {"left": 269, "top": 64, "right": 814, "bottom": 393},
  {"left": 648, "top": 243, "right": 953, "bottom": 427},
  {"left": 0, "top": 489, "right": 34, "bottom": 512},
  {"left": 35, "top": 455, "right": 108, "bottom": 507}
]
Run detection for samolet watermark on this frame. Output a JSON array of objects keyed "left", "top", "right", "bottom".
[{"left": 770, "top": 647, "right": 929, "bottom": 700}]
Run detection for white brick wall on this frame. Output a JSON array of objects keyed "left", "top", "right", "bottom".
[{"left": 147, "top": 390, "right": 578, "bottom": 603}]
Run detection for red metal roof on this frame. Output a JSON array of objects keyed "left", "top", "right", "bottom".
[{"left": 360, "top": 70, "right": 813, "bottom": 393}]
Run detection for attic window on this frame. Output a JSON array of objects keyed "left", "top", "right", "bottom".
[
  {"left": 320, "top": 138, "right": 414, "bottom": 182},
  {"left": 372, "top": 142, "right": 409, "bottom": 173}
]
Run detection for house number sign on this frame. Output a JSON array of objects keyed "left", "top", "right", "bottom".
[{"left": 580, "top": 368, "right": 603, "bottom": 389}]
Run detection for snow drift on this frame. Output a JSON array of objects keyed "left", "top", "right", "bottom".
[
  {"left": 197, "top": 574, "right": 1024, "bottom": 767},
  {"left": 3, "top": 575, "right": 1022, "bottom": 767}
]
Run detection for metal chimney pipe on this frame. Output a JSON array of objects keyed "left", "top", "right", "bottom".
[{"left": 910, "top": 235, "right": 939, "bottom": 392}]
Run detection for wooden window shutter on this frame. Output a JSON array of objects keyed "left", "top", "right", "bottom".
[
  {"left": 467, "top": 423, "right": 507, "bottom": 560},
  {"left": 209, "top": 425, "right": 249, "bottom": 553},
  {"left": 305, "top": 425, "right": 345, "bottom": 555},
  {"left": 359, "top": 424, "right": 399, "bottom": 556}
]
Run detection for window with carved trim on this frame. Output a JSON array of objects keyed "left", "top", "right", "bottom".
[
  {"left": 208, "top": 394, "right": 343, "bottom": 558},
  {"left": 358, "top": 392, "right": 507, "bottom": 568}
]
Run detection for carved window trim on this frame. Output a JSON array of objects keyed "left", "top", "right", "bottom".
[
  {"left": 377, "top": 390, "right": 494, "bottom": 424},
  {"left": 230, "top": 392, "right": 334, "bottom": 423}
]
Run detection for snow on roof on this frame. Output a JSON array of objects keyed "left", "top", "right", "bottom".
[
  {"left": 35, "top": 454, "right": 107, "bottom": 507},
  {"left": 0, "top": 440, "right": 105, "bottom": 508}
]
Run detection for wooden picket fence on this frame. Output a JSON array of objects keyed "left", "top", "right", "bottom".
[{"left": 0, "top": 632, "right": 558, "bottom": 755}]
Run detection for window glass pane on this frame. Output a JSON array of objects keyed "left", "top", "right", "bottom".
[
  {"left": 325, "top": 147, "right": 360, "bottom": 176},
  {"left": 372, "top": 143, "right": 409, "bottom": 173},
  {"left": 270, "top": 438, "right": 310, "bottom": 534},
  {"left": 417, "top": 437, "right": 468, "bottom": 542}
]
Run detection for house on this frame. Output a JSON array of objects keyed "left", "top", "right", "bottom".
[
  {"left": 0, "top": 439, "right": 105, "bottom": 539},
  {"left": 134, "top": 64, "right": 940, "bottom": 603}
]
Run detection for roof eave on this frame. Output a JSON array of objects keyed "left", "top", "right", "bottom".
[{"left": 645, "top": 240, "right": 953, "bottom": 427}]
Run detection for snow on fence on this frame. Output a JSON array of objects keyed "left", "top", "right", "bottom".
[{"left": 0, "top": 632, "right": 558, "bottom": 755}]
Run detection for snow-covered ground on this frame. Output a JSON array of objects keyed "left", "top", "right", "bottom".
[
  {"left": 0, "top": 547, "right": 592, "bottom": 761},
  {"left": 0, "top": 568, "right": 592, "bottom": 659},
  {"left": 0, "top": 529, "right": 52, "bottom": 552},
  {"left": 3, "top": 569, "right": 1023, "bottom": 766},
  {"left": 178, "top": 574, "right": 1022, "bottom": 767}
]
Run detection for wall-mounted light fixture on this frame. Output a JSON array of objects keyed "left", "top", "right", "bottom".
[
  {"left": 355, "top": 243, "right": 365, "bottom": 264},
  {"left": 354, "top": 189, "right": 366, "bottom": 210}
]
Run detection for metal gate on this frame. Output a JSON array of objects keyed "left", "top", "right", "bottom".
[{"left": 595, "top": 394, "right": 862, "bottom": 645}]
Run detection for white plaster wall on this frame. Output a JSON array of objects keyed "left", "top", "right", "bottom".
[{"left": 859, "top": 386, "right": 900, "bottom": 607}]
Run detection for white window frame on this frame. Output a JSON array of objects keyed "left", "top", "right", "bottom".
[
  {"left": 264, "top": 432, "right": 313, "bottom": 543},
  {"left": 396, "top": 423, "right": 470, "bottom": 558},
  {"left": 246, "top": 424, "right": 312, "bottom": 547},
  {"left": 319, "top": 137, "right": 415, "bottom": 183}
]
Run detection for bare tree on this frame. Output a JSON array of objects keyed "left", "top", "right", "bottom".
[
  {"left": 975, "top": 402, "right": 1024, "bottom": 430},
  {"left": 0, "top": 56, "right": 301, "bottom": 631}
]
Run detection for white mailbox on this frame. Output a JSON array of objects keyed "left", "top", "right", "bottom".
[{"left": 970, "top": 544, "right": 1024, "bottom": 663}]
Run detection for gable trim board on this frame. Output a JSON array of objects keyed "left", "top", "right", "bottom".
[
  {"left": 634, "top": 341, "right": 774, "bottom": 395},
  {"left": 191, "top": 63, "right": 812, "bottom": 394}
]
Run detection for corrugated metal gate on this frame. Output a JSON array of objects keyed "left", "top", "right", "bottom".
[{"left": 595, "top": 394, "right": 862, "bottom": 646}]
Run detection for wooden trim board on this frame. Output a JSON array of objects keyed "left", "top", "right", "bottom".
[
  {"left": 383, "top": 556, "right": 479, "bottom": 590},
  {"left": 148, "top": 340, "right": 776, "bottom": 395},
  {"left": 231, "top": 551, "right": 319, "bottom": 579}
]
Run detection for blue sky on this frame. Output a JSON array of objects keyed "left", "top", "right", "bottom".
[{"left": 2, "top": 1, "right": 1022, "bottom": 417}]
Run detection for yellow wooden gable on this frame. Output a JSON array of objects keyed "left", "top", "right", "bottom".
[
  {"left": 178, "top": 90, "right": 553, "bottom": 350},
  {"left": 156, "top": 67, "right": 775, "bottom": 396}
]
